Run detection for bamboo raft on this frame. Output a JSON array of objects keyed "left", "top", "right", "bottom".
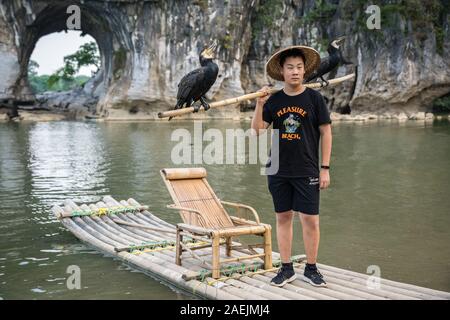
[{"left": 52, "top": 196, "right": 450, "bottom": 300}]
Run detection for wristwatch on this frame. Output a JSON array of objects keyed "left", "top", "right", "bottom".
[{"left": 321, "top": 165, "right": 330, "bottom": 170}]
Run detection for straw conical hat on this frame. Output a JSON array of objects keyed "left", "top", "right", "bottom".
[{"left": 265, "top": 45, "right": 321, "bottom": 81}]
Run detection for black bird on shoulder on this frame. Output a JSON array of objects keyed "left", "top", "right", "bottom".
[
  {"left": 169, "top": 41, "right": 219, "bottom": 120},
  {"left": 305, "top": 36, "right": 352, "bottom": 86}
]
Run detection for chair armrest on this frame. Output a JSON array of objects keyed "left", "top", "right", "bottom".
[
  {"left": 166, "top": 204, "right": 208, "bottom": 226},
  {"left": 177, "top": 223, "right": 213, "bottom": 236},
  {"left": 220, "top": 200, "right": 261, "bottom": 224}
]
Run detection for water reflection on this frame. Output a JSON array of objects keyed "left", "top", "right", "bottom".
[
  {"left": 0, "top": 120, "right": 449, "bottom": 299},
  {"left": 28, "top": 122, "right": 110, "bottom": 206}
]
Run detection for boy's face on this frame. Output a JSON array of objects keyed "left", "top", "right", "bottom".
[{"left": 281, "top": 56, "right": 305, "bottom": 86}]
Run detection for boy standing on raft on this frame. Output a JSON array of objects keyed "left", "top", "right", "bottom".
[{"left": 251, "top": 46, "right": 332, "bottom": 287}]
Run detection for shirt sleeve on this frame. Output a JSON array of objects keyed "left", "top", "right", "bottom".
[
  {"left": 315, "top": 91, "right": 332, "bottom": 125},
  {"left": 262, "top": 101, "right": 273, "bottom": 125}
]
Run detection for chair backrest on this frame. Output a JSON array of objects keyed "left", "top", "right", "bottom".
[{"left": 160, "top": 168, "right": 234, "bottom": 229}]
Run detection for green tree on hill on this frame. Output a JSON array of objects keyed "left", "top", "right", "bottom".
[{"left": 28, "top": 41, "right": 100, "bottom": 93}]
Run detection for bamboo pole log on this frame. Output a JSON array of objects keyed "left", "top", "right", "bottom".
[
  {"left": 211, "top": 235, "right": 221, "bottom": 279},
  {"left": 270, "top": 250, "right": 438, "bottom": 299},
  {"left": 55, "top": 204, "right": 241, "bottom": 300},
  {"left": 220, "top": 277, "right": 289, "bottom": 300},
  {"left": 69, "top": 203, "right": 129, "bottom": 249},
  {"left": 271, "top": 273, "right": 368, "bottom": 300},
  {"left": 99, "top": 211, "right": 155, "bottom": 244},
  {"left": 99, "top": 201, "right": 186, "bottom": 264},
  {"left": 61, "top": 205, "right": 234, "bottom": 299},
  {"left": 201, "top": 274, "right": 273, "bottom": 300},
  {"left": 263, "top": 227, "right": 272, "bottom": 270},
  {"left": 90, "top": 211, "right": 148, "bottom": 244},
  {"left": 179, "top": 242, "right": 212, "bottom": 268},
  {"left": 56, "top": 204, "right": 148, "bottom": 218},
  {"left": 181, "top": 252, "right": 314, "bottom": 300},
  {"left": 215, "top": 251, "right": 365, "bottom": 300},
  {"left": 251, "top": 273, "right": 341, "bottom": 300},
  {"left": 310, "top": 265, "right": 440, "bottom": 300},
  {"left": 103, "top": 197, "right": 172, "bottom": 239},
  {"left": 117, "top": 212, "right": 176, "bottom": 238},
  {"left": 113, "top": 212, "right": 170, "bottom": 241},
  {"left": 52, "top": 205, "right": 115, "bottom": 253},
  {"left": 111, "top": 218, "right": 177, "bottom": 234},
  {"left": 181, "top": 254, "right": 306, "bottom": 281},
  {"left": 158, "top": 73, "right": 355, "bottom": 119},
  {"left": 268, "top": 253, "right": 444, "bottom": 299},
  {"left": 293, "top": 263, "right": 415, "bottom": 300},
  {"left": 288, "top": 272, "right": 385, "bottom": 300},
  {"left": 80, "top": 202, "right": 167, "bottom": 255},
  {"left": 309, "top": 270, "right": 417, "bottom": 300},
  {"left": 220, "top": 253, "right": 266, "bottom": 264},
  {"left": 298, "top": 268, "right": 415, "bottom": 300},
  {"left": 177, "top": 223, "right": 214, "bottom": 236},
  {"left": 54, "top": 199, "right": 449, "bottom": 300},
  {"left": 129, "top": 221, "right": 424, "bottom": 301},
  {"left": 215, "top": 225, "right": 267, "bottom": 237},
  {"left": 206, "top": 282, "right": 267, "bottom": 300},
  {"left": 121, "top": 201, "right": 215, "bottom": 250},
  {"left": 85, "top": 208, "right": 139, "bottom": 250},
  {"left": 208, "top": 255, "right": 356, "bottom": 300},
  {"left": 237, "top": 274, "right": 315, "bottom": 300},
  {"left": 86, "top": 203, "right": 174, "bottom": 256},
  {"left": 119, "top": 200, "right": 177, "bottom": 232},
  {"left": 317, "top": 263, "right": 450, "bottom": 299},
  {"left": 83, "top": 204, "right": 141, "bottom": 246},
  {"left": 127, "top": 198, "right": 177, "bottom": 229},
  {"left": 97, "top": 200, "right": 166, "bottom": 242},
  {"left": 63, "top": 203, "right": 120, "bottom": 248},
  {"left": 101, "top": 199, "right": 172, "bottom": 243},
  {"left": 109, "top": 203, "right": 207, "bottom": 270},
  {"left": 315, "top": 262, "right": 447, "bottom": 299}
]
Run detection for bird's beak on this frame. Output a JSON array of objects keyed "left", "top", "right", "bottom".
[
  {"left": 335, "top": 36, "right": 346, "bottom": 46},
  {"left": 205, "top": 41, "right": 218, "bottom": 57}
]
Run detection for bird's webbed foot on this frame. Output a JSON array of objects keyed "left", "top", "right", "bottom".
[
  {"left": 193, "top": 104, "right": 201, "bottom": 113},
  {"left": 199, "top": 97, "right": 210, "bottom": 111}
]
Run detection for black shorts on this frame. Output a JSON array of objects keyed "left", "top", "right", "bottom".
[{"left": 267, "top": 175, "right": 320, "bottom": 215}]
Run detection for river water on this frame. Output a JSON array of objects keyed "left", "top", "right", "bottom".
[{"left": 0, "top": 119, "right": 449, "bottom": 299}]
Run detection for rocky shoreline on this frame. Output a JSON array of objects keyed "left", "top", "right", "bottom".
[{"left": 1, "top": 108, "right": 449, "bottom": 123}]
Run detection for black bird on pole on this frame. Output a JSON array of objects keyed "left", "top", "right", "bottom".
[
  {"left": 169, "top": 41, "right": 219, "bottom": 120},
  {"left": 305, "top": 36, "right": 352, "bottom": 86}
]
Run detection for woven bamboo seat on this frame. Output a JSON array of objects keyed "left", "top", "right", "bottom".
[{"left": 161, "top": 167, "right": 272, "bottom": 278}]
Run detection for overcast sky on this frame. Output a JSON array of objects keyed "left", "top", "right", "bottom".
[{"left": 30, "top": 31, "right": 98, "bottom": 76}]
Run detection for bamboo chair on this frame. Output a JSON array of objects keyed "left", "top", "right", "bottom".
[{"left": 160, "top": 167, "right": 272, "bottom": 278}]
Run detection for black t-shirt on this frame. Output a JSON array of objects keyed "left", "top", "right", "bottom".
[{"left": 262, "top": 87, "right": 331, "bottom": 177}]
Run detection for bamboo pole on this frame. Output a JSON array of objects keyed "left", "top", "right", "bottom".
[
  {"left": 52, "top": 204, "right": 241, "bottom": 300},
  {"left": 118, "top": 200, "right": 174, "bottom": 231},
  {"left": 53, "top": 198, "right": 449, "bottom": 300},
  {"left": 122, "top": 205, "right": 446, "bottom": 299},
  {"left": 312, "top": 265, "right": 442, "bottom": 300},
  {"left": 180, "top": 242, "right": 213, "bottom": 268},
  {"left": 103, "top": 197, "right": 175, "bottom": 239},
  {"left": 111, "top": 218, "right": 177, "bottom": 234},
  {"left": 317, "top": 263, "right": 449, "bottom": 299},
  {"left": 97, "top": 209, "right": 154, "bottom": 244},
  {"left": 126, "top": 198, "right": 176, "bottom": 230},
  {"left": 158, "top": 73, "right": 355, "bottom": 119},
  {"left": 237, "top": 274, "right": 315, "bottom": 300},
  {"left": 98, "top": 201, "right": 167, "bottom": 243},
  {"left": 83, "top": 204, "right": 145, "bottom": 246},
  {"left": 67, "top": 202, "right": 244, "bottom": 298},
  {"left": 202, "top": 249, "right": 361, "bottom": 300}
]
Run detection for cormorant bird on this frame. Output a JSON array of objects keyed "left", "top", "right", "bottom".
[
  {"left": 169, "top": 42, "right": 219, "bottom": 120},
  {"left": 305, "top": 36, "right": 352, "bottom": 86}
]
